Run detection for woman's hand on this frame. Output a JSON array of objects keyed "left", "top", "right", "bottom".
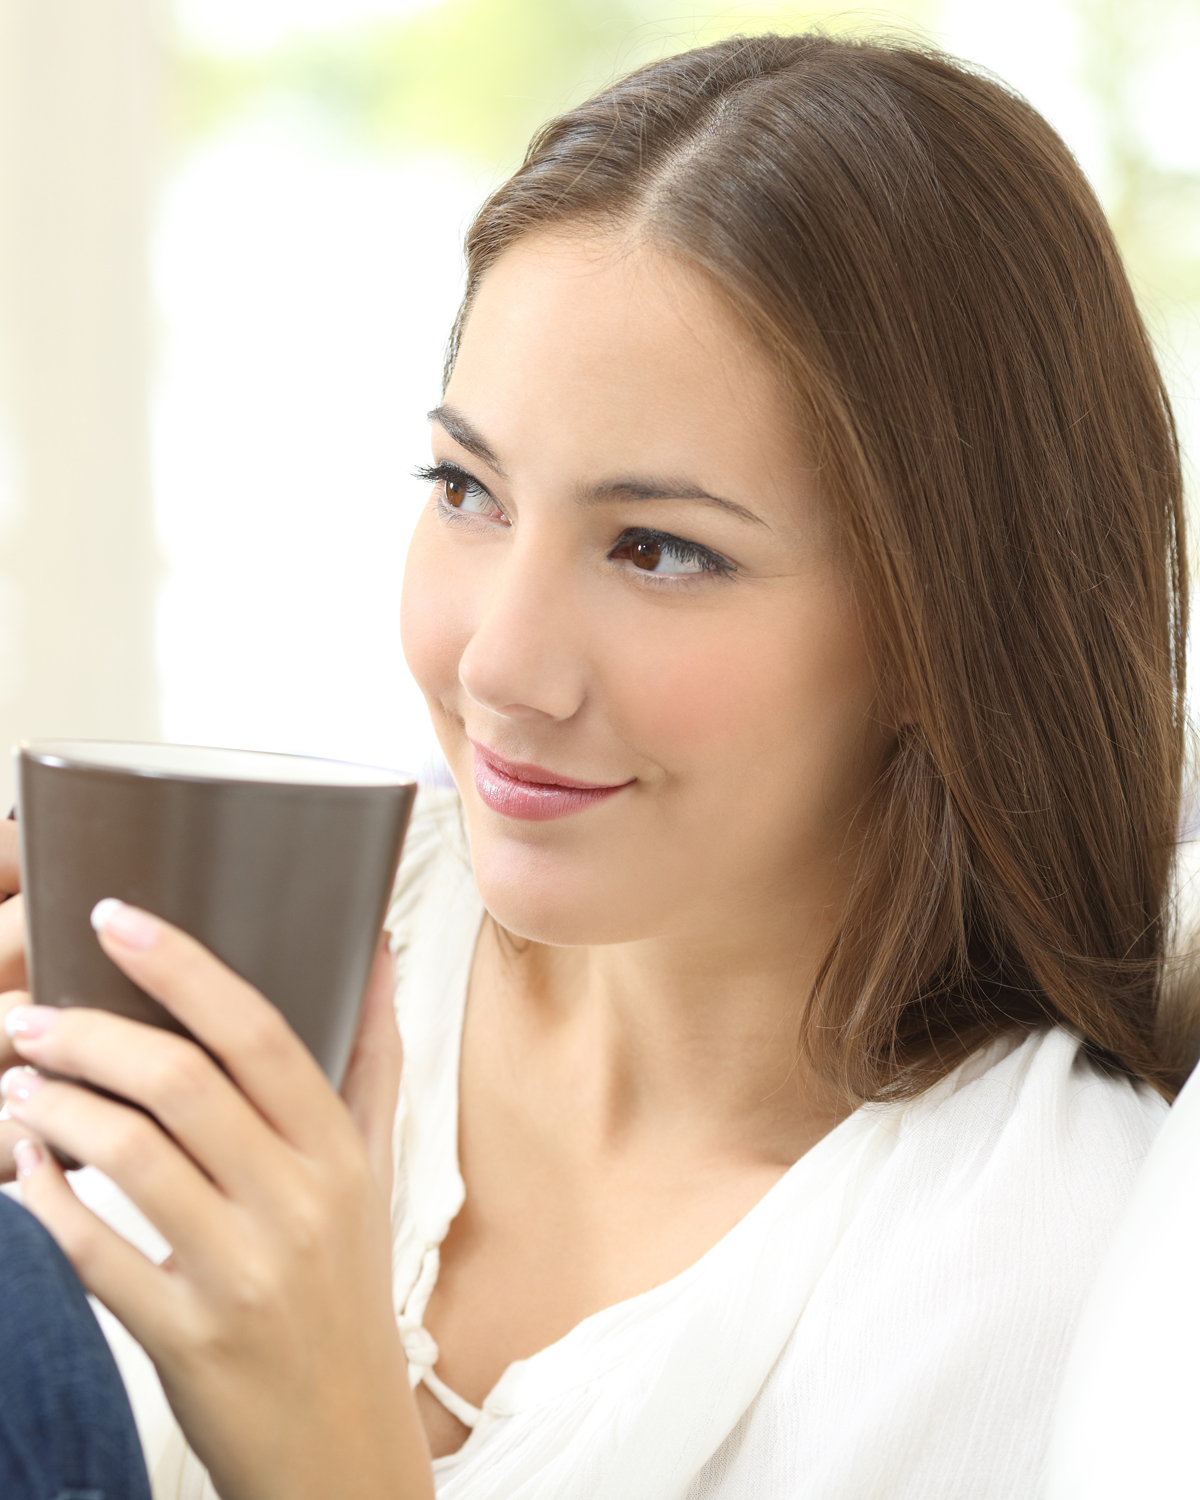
[
  {"left": 0, "top": 817, "right": 30, "bottom": 1178},
  {"left": 0, "top": 819, "right": 25, "bottom": 990},
  {"left": 0, "top": 903, "right": 433, "bottom": 1500}
]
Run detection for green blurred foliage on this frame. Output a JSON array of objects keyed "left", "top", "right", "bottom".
[
  {"left": 172, "top": 2, "right": 936, "bottom": 170},
  {"left": 1072, "top": 0, "right": 1200, "bottom": 316},
  {"left": 170, "top": 0, "right": 1199, "bottom": 405}
]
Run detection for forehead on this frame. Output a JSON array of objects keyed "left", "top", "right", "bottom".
[{"left": 447, "top": 231, "right": 803, "bottom": 485}]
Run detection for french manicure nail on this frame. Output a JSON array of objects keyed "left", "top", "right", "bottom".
[
  {"left": 0, "top": 1066, "right": 43, "bottom": 1103},
  {"left": 91, "top": 898, "right": 159, "bottom": 950},
  {"left": 12, "top": 1137, "right": 43, "bottom": 1178},
  {"left": 4, "top": 1006, "right": 56, "bottom": 1041}
]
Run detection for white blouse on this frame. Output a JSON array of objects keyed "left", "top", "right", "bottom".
[{"left": 87, "top": 787, "right": 1168, "bottom": 1499}]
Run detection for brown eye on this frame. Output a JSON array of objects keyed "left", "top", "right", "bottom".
[
  {"left": 444, "top": 475, "right": 467, "bottom": 507},
  {"left": 609, "top": 529, "right": 730, "bottom": 579}
]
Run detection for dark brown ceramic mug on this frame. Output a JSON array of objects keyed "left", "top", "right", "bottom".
[{"left": 15, "top": 740, "right": 416, "bottom": 1089}]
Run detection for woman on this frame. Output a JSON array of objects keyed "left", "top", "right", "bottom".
[{"left": 0, "top": 30, "right": 1186, "bottom": 1500}]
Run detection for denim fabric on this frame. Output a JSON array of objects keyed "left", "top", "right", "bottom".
[{"left": 0, "top": 1193, "right": 151, "bottom": 1500}]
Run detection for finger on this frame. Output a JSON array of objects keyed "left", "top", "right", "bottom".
[
  {"left": 91, "top": 901, "right": 347, "bottom": 1156},
  {"left": 5, "top": 1003, "right": 298, "bottom": 1210},
  {"left": 13, "top": 1134, "right": 183, "bottom": 1359},
  {"left": 0, "top": 894, "right": 27, "bottom": 993},
  {"left": 1, "top": 1067, "right": 239, "bottom": 1267},
  {"left": 0, "top": 820, "right": 18, "bottom": 896},
  {"left": 0, "top": 1113, "right": 24, "bottom": 1181},
  {"left": 339, "top": 939, "right": 402, "bottom": 1191},
  {"left": 0, "top": 988, "right": 30, "bottom": 1072}
]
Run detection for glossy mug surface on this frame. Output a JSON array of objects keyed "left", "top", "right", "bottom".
[{"left": 16, "top": 740, "right": 416, "bottom": 1088}]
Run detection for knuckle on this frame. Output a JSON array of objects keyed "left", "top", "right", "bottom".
[
  {"left": 166, "top": 1299, "right": 239, "bottom": 1368},
  {"left": 142, "top": 1041, "right": 211, "bottom": 1112},
  {"left": 222, "top": 1251, "right": 279, "bottom": 1322},
  {"left": 238, "top": 1005, "right": 292, "bottom": 1064},
  {"left": 98, "top": 1111, "right": 159, "bottom": 1179},
  {"left": 318, "top": 1144, "right": 380, "bottom": 1227},
  {"left": 332, "top": 1144, "right": 372, "bottom": 1201},
  {"left": 55, "top": 1213, "right": 108, "bottom": 1279},
  {"left": 48, "top": 1006, "right": 103, "bottom": 1061},
  {"left": 163, "top": 1255, "right": 278, "bottom": 1360},
  {"left": 277, "top": 1187, "right": 328, "bottom": 1257}
]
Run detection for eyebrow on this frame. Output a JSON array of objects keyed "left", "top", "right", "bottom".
[
  {"left": 428, "top": 405, "right": 507, "bottom": 477},
  {"left": 428, "top": 404, "right": 768, "bottom": 528},
  {"left": 583, "top": 478, "right": 767, "bottom": 527}
]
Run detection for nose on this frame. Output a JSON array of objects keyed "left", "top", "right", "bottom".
[{"left": 457, "top": 537, "right": 588, "bottom": 723}]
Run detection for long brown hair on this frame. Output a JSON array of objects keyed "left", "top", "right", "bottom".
[{"left": 449, "top": 33, "right": 1188, "bottom": 1100}]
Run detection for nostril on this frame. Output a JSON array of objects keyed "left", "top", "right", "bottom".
[
  {"left": 497, "top": 704, "right": 560, "bottom": 721},
  {"left": 458, "top": 639, "right": 586, "bottom": 724}
]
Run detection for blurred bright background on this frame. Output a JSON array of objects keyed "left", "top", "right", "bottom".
[{"left": 0, "top": 0, "right": 1197, "bottom": 804}]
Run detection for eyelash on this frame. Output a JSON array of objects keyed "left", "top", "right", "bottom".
[
  {"left": 609, "top": 528, "right": 735, "bottom": 580},
  {"left": 414, "top": 461, "right": 735, "bottom": 582},
  {"left": 414, "top": 461, "right": 498, "bottom": 515}
]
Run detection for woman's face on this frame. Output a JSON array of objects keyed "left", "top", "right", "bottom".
[{"left": 402, "top": 233, "right": 892, "bottom": 951}]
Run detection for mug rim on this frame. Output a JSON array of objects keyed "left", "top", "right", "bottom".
[{"left": 17, "top": 739, "right": 416, "bottom": 790}]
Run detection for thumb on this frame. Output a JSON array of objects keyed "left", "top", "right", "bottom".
[{"left": 340, "top": 936, "right": 402, "bottom": 1191}]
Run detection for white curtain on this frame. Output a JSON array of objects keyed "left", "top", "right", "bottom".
[{"left": 0, "top": 0, "right": 163, "bottom": 809}]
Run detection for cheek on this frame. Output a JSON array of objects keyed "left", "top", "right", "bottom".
[
  {"left": 400, "top": 513, "right": 471, "bottom": 704},
  {"left": 606, "top": 590, "right": 875, "bottom": 779}
]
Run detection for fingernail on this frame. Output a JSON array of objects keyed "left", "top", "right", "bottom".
[
  {"left": 12, "top": 1137, "right": 43, "bottom": 1178},
  {"left": 0, "top": 1066, "right": 43, "bottom": 1103},
  {"left": 4, "top": 1006, "right": 57, "bottom": 1041},
  {"left": 91, "top": 899, "right": 159, "bottom": 950}
]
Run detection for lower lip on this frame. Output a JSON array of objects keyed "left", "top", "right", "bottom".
[{"left": 472, "top": 751, "right": 631, "bottom": 822}]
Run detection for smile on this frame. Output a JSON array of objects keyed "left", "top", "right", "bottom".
[{"left": 470, "top": 742, "right": 634, "bottom": 822}]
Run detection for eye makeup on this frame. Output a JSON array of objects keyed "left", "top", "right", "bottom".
[
  {"left": 415, "top": 461, "right": 737, "bottom": 581},
  {"left": 414, "top": 461, "right": 500, "bottom": 516},
  {"left": 608, "top": 528, "right": 734, "bottom": 579}
]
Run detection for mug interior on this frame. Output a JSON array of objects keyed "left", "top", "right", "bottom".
[{"left": 18, "top": 739, "right": 412, "bottom": 788}]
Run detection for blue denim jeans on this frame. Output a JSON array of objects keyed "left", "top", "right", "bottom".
[{"left": 0, "top": 1192, "right": 151, "bottom": 1500}]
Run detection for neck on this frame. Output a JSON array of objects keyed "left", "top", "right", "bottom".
[{"left": 477, "top": 895, "right": 850, "bottom": 1171}]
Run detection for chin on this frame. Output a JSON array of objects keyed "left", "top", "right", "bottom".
[{"left": 469, "top": 832, "right": 666, "bottom": 948}]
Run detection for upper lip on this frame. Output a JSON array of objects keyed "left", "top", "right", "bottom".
[{"left": 470, "top": 740, "right": 632, "bottom": 791}]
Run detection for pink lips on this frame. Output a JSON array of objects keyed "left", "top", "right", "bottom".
[{"left": 471, "top": 742, "right": 633, "bottom": 822}]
